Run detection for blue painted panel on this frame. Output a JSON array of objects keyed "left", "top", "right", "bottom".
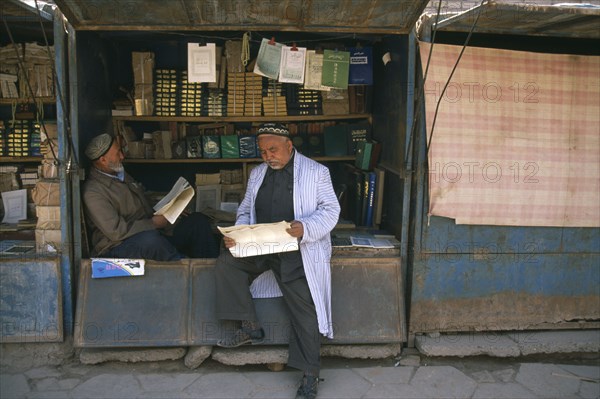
[
  {"left": 420, "top": 215, "right": 600, "bottom": 254},
  {"left": 0, "top": 258, "right": 63, "bottom": 343},
  {"left": 412, "top": 253, "right": 600, "bottom": 301}
]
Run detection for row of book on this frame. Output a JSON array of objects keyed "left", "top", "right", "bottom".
[
  {"left": 341, "top": 165, "right": 386, "bottom": 227},
  {"left": 115, "top": 69, "right": 370, "bottom": 117},
  {"left": 118, "top": 119, "right": 372, "bottom": 160},
  {"left": 0, "top": 120, "right": 44, "bottom": 157}
]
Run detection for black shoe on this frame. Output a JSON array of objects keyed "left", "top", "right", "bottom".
[
  {"left": 216, "top": 327, "right": 264, "bottom": 348},
  {"left": 295, "top": 374, "right": 321, "bottom": 399}
]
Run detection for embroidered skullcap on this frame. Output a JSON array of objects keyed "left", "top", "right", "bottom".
[
  {"left": 257, "top": 122, "right": 290, "bottom": 138},
  {"left": 85, "top": 133, "right": 114, "bottom": 160}
]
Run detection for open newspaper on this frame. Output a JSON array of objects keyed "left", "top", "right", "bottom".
[
  {"left": 153, "top": 177, "right": 194, "bottom": 224},
  {"left": 218, "top": 221, "right": 299, "bottom": 258}
]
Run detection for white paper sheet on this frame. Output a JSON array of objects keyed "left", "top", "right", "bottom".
[
  {"left": 1, "top": 189, "right": 27, "bottom": 224},
  {"left": 187, "top": 43, "right": 216, "bottom": 83},
  {"left": 279, "top": 46, "right": 306, "bottom": 84},
  {"left": 218, "top": 221, "right": 299, "bottom": 258}
]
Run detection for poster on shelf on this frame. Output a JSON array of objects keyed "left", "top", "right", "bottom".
[
  {"left": 304, "top": 50, "right": 331, "bottom": 91},
  {"left": 187, "top": 43, "right": 216, "bottom": 83},
  {"left": 254, "top": 38, "right": 282, "bottom": 79},
  {"left": 322, "top": 49, "right": 350, "bottom": 89},
  {"left": 279, "top": 45, "right": 306, "bottom": 84}
]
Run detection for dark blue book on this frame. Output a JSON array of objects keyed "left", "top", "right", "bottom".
[
  {"left": 348, "top": 47, "right": 373, "bottom": 86},
  {"left": 364, "top": 171, "right": 377, "bottom": 226},
  {"left": 239, "top": 135, "right": 257, "bottom": 158}
]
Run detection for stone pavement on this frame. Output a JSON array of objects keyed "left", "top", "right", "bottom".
[{"left": 1, "top": 354, "right": 599, "bottom": 399}]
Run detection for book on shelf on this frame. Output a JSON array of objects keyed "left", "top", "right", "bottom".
[
  {"left": 153, "top": 177, "right": 195, "bottom": 224},
  {"left": 373, "top": 167, "right": 385, "bottom": 226},
  {"left": 348, "top": 47, "right": 373, "bottom": 86},
  {"left": 323, "top": 124, "right": 348, "bottom": 156},
  {"left": 363, "top": 171, "right": 377, "bottom": 227},
  {"left": 111, "top": 109, "right": 133, "bottom": 116},
  {"left": 347, "top": 122, "right": 371, "bottom": 155},
  {"left": 355, "top": 141, "right": 372, "bottom": 170}
]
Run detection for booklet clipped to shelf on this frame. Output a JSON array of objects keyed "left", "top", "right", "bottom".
[
  {"left": 218, "top": 221, "right": 299, "bottom": 258},
  {"left": 153, "top": 177, "right": 195, "bottom": 224}
]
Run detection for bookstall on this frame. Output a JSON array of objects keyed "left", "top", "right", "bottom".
[
  {"left": 0, "top": 4, "right": 65, "bottom": 344},
  {"left": 49, "top": 0, "right": 429, "bottom": 347}
]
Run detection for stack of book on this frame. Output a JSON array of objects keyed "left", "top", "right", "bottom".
[
  {"left": 180, "top": 71, "right": 205, "bottom": 117},
  {"left": 154, "top": 69, "right": 179, "bottom": 116},
  {"left": 0, "top": 121, "right": 5, "bottom": 156},
  {"left": 226, "top": 72, "right": 245, "bottom": 116},
  {"left": 244, "top": 73, "right": 263, "bottom": 116},
  {"left": 285, "top": 85, "right": 322, "bottom": 116},
  {"left": 7, "top": 120, "right": 31, "bottom": 157},
  {"left": 19, "top": 168, "right": 39, "bottom": 187},
  {"left": 29, "top": 122, "right": 42, "bottom": 157},
  {"left": 263, "top": 79, "right": 287, "bottom": 117},
  {"left": 205, "top": 89, "right": 226, "bottom": 117},
  {"left": 132, "top": 51, "right": 154, "bottom": 116}
]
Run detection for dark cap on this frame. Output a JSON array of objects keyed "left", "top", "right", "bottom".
[
  {"left": 85, "top": 133, "right": 114, "bottom": 160},
  {"left": 256, "top": 122, "right": 290, "bottom": 138}
]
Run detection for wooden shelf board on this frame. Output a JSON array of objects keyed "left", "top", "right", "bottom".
[
  {"left": 0, "top": 97, "right": 55, "bottom": 105},
  {"left": 124, "top": 156, "right": 355, "bottom": 164},
  {"left": 0, "top": 157, "right": 43, "bottom": 163},
  {"left": 113, "top": 114, "right": 371, "bottom": 123}
]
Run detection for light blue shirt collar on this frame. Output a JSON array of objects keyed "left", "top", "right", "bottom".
[{"left": 95, "top": 167, "right": 125, "bottom": 182}]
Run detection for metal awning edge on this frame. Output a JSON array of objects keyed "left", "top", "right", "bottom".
[{"left": 431, "top": 1, "right": 600, "bottom": 39}]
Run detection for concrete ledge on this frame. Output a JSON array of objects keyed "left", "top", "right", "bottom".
[
  {"left": 79, "top": 347, "right": 186, "bottom": 365},
  {"left": 211, "top": 346, "right": 288, "bottom": 366},
  {"left": 415, "top": 330, "right": 600, "bottom": 357},
  {"left": 416, "top": 333, "right": 521, "bottom": 357},
  {"left": 511, "top": 330, "right": 600, "bottom": 356},
  {"left": 321, "top": 344, "right": 402, "bottom": 359},
  {"left": 184, "top": 346, "right": 212, "bottom": 369}
]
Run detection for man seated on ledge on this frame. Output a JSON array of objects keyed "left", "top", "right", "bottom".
[
  {"left": 82, "top": 133, "right": 218, "bottom": 261},
  {"left": 214, "top": 123, "right": 340, "bottom": 399}
]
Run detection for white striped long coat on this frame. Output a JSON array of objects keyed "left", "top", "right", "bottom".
[{"left": 239, "top": 151, "right": 341, "bottom": 338}]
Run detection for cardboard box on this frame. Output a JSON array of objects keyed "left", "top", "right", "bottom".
[
  {"left": 35, "top": 228, "right": 61, "bottom": 253},
  {"left": 152, "top": 131, "right": 172, "bottom": 159},
  {"left": 40, "top": 159, "right": 58, "bottom": 179},
  {"left": 36, "top": 205, "right": 60, "bottom": 229},
  {"left": 196, "top": 173, "right": 220, "bottom": 186},
  {"left": 32, "top": 180, "right": 60, "bottom": 206},
  {"left": 132, "top": 52, "right": 154, "bottom": 86},
  {"left": 127, "top": 141, "right": 145, "bottom": 158}
]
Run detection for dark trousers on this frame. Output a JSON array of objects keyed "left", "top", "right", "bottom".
[
  {"left": 215, "top": 250, "right": 321, "bottom": 375},
  {"left": 103, "top": 213, "right": 219, "bottom": 261}
]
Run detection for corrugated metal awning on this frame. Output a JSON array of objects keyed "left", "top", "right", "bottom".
[
  {"left": 53, "top": 0, "right": 429, "bottom": 34},
  {"left": 428, "top": 1, "right": 600, "bottom": 39}
]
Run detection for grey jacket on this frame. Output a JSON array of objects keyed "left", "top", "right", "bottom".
[{"left": 82, "top": 168, "right": 155, "bottom": 256}]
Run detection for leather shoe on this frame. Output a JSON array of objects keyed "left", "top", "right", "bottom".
[{"left": 295, "top": 373, "right": 320, "bottom": 399}]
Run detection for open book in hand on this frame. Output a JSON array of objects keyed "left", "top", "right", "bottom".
[
  {"left": 153, "top": 177, "right": 195, "bottom": 224},
  {"left": 218, "top": 221, "right": 299, "bottom": 258}
]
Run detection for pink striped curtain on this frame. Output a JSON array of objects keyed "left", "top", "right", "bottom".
[{"left": 420, "top": 42, "right": 599, "bottom": 227}]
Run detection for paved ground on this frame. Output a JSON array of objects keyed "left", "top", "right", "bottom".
[{"left": 1, "top": 353, "right": 599, "bottom": 399}]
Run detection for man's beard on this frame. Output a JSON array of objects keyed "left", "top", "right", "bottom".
[{"left": 107, "top": 161, "right": 124, "bottom": 174}]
